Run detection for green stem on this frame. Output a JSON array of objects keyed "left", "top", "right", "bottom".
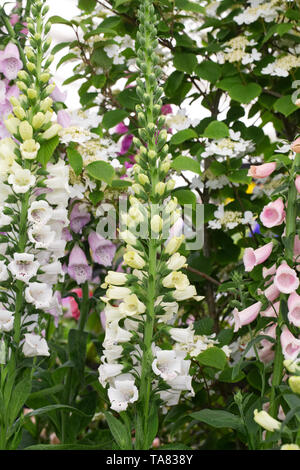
[
  {"left": 269, "top": 153, "right": 300, "bottom": 419},
  {"left": 78, "top": 281, "right": 90, "bottom": 331}
]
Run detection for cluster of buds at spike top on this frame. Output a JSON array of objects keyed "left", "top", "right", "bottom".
[
  {"left": 98, "top": 0, "right": 202, "bottom": 417},
  {"left": 4, "top": 0, "right": 60, "bottom": 167}
]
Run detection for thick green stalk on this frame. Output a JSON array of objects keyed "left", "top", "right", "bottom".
[
  {"left": 269, "top": 153, "right": 300, "bottom": 420},
  {"left": 78, "top": 281, "right": 90, "bottom": 331}
]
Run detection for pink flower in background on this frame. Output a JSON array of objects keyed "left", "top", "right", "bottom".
[
  {"left": 281, "top": 326, "right": 300, "bottom": 361},
  {"left": 243, "top": 242, "right": 273, "bottom": 272},
  {"left": 262, "top": 263, "right": 277, "bottom": 280},
  {"left": 233, "top": 301, "right": 262, "bottom": 332},
  {"left": 62, "top": 287, "right": 93, "bottom": 321},
  {"left": 288, "top": 292, "right": 300, "bottom": 327},
  {"left": 57, "top": 109, "right": 71, "bottom": 128},
  {"left": 274, "top": 261, "right": 299, "bottom": 294},
  {"left": 161, "top": 104, "right": 172, "bottom": 115},
  {"left": 261, "top": 301, "right": 280, "bottom": 318},
  {"left": 115, "top": 122, "right": 128, "bottom": 134},
  {"left": 295, "top": 175, "right": 300, "bottom": 194},
  {"left": 291, "top": 137, "right": 300, "bottom": 153},
  {"left": 70, "top": 203, "right": 91, "bottom": 234},
  {"left": 119, "top": 133, "right": 133, "bottom": 155},
  {"left": 260, "top": 198, "right": 285, "bottom": 228},
  {"left": 0, "top": 43, "right": 22, "bottom": 80},
  {"left": 259, "top": 324, "right": 276, "bottom": 363},
  {"left": 88, "top": 231, "right": 116, "bottom": 266},
  {"left": 10, "top": 14, "right": 19, "bottom": 26},
  {"left": 67, "top": 245, "right": 92, "bottom": 284},
  {"left": 248, "top": 162, "right": 276, "bottom": 179},
  {"left": 263, "top": 282, "right": 280, "bottom": 302},
  {"left": 51, "top": 83, "right": 67, "bottom": 102}
]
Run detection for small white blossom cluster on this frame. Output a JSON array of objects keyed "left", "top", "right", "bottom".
[
  {"left": 208, "top": 204, "right": 256, "bottom": 230},
  {"left": 261, "top": 54, "right": 300, "bottom": 78},
  {"left": 104, "top": 35, "right": 134, "bottom": 65},
  {"left": 202, "top": 130, "right": 255, "bottom": 160},
  {"left": 166, "top": 108, "right": 199, "bottom": 132},
  {"left": 171, "top": 325, "right": 231, "bottom": 358},
  {"left": 217, "top": 35, "right": 261, "bottom": 66},
  {"left": 233, "top": 0, "right": 283, "bottom": 25}
]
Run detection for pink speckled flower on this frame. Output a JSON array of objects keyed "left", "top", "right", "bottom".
[
  {"left": 288, "top": 292, "right": 300, "bottom": 327},
  {"left": 243, "top": 242, "right": 273, "bottom": 272},
  {"left": 67, "top": 245, "right": 92, "bottom": 284},
  {"left": 263, "top": 282, "right": 280, "bottom": 302},
  {"left": 260, "top": 198, "right": 285, "bottom": 228},
  {"left": 281, "top": 326, "right": 300, "bottom": 361},
  {"left": 274, "top": 262, "right": 299, "bottom": 294},
  {"left": 88, "top": 231, "right": 116, "bottom": 266},
  {"left": 248, "top": 162, "right": 276, "bottom": 179},
  {"left": 0, "top": 43, "right": 22, "bottom": 80},
  {"left": 233, "top": 301, "right": 262, "bottom": 332}
]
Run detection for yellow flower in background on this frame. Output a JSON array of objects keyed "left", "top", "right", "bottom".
[{"left": 246, "top": 182, "right": 256, "bottom": 194}]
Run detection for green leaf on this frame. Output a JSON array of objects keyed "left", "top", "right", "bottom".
[
  {"left": 24, "top": 404, "right": 92, "bottom": 419},
  {"left": 175, "top": 0, "right": 204, "bottom": 12},
  {"left": 262, "top": 23, "right": 292, "bottom": 45},
  {"left": 191, "top": 409, "right": 243, "bottom": 430},
  {"left": 228, "top": 169, "right": 251, "bottom": 185},
  {"left": 37, "top": 136, "right": 59, "bottom": 167},
  {"left": 173, "top": 188, "right": 196, "bottom": 207},
  {"left": 273, "top": 95, "right": 298, "bottom": 117},
  {"left": 102, "top": 109, "right": 129, "bottom": 129},
  {"left": 49, "top": 15, "right": 72, "bottom": 26},
  {"left": 28, "top": 384, "right": 64, "bottom": 401},
  {"left": 105, "top": 412, "right": 132, "bottom": 450},
  {"left": 8, "top": 372, "right": 32, "bottom": 425},
  {"left": 195, "top": 61, "right": 222, "bottom": 83},
  {"left": 228, "top": 83, "right": 262, "bottom": 104},
  {"left": 86, "top": 161, "right": 115, "bottom": 185},
  {"left": 171, "top": 156, "right": 201, "bottom": 174},
  {"left": 173, "top": 52, "right": 197, "bottom": 75},
  {"left": 78, "top": 0, "right": 96, "bottom": 12},
  {"left": 25, "top": 443, "right": 110, "bottom": 450},
  {"left": 193, "top": 317, "right": 214, "bottom": 335},
  {"left": 56, "top": 53, "right": 78, "bottom": 70},
  {"left": 67, "top": 147, "right": 83, "bottom": 176},
  {"left": 196, "top": 346, "right": 227, "bottom": 370},
  {"left": 68, "top": 329, "right": 88, "bottom": 378},
  {"left": 203, "top": 120, "right": 229, "bottom": 139},
  {"left": 111, "top": 179, "right": 132, "bottom": 189},
  {"left": 170, "top": 128, "right": 197, "bottom": 145}
]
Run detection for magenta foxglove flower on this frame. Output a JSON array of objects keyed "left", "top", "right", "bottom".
[
  {"left": 274, "top": 262, "right": 299, "bottom": 294},
  {"left": 10, "top": 14, "right": 20, "bottom": 26},
  {"left": 288, "top": 292, "right": 300, "bottom": 327},
  {"left": 161, "top": 104, "right": 173, "bottom": 115},
  {"left": 260, "top": 198, "right": 285, "bottom": 228},
  {"left": 0, "top": 43, "right": 22, "bottom": 80},
  {"left": 280, "top": 326, "right": 300, "bottom": 361},
  {"left": 248, "top": 162, "right": 276, "bottom": 179},
  {"left": 115, "top": 122, "right": 128, "bottom": 134},
  {"left": 119, "top": 134, "right": 133, "bottom": 155},
  {"left": 233, "top": 301, "right": 262, "bottom": 332},
  {"left": 295, "top": 175, "right": 300, "bottom": 194},
  {"left": 70, "top": 203, "right": 91, "bottom": 234},
  {"left": 243, "top": 242, "right": 273, "bottom": 272},
  {"left": 88, "top": 231, "right": 116, "bottom": 266},
  {"left": 67, "top": 245, "right": 92, "bottom": 284}
]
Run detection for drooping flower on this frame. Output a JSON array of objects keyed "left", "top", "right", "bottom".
[
  {"left": 28, "top": 200, "right": 53, "bottom": 225},
  {"left": 107, "top": 374, "right": 138, "bottom": 412},
  {"left": 88, "top": 231, "right": 116, "bottom": 266},
  {"left": 0, "top": 309, "right": 14, "bottom": 332},
  {"left": 0, "top": 43, "right": 22, "bottom": 80},
  {"left": 22, "top": 333, "right": 50, "bottom": 357},
  {"left": 274, "top": 262, "right": 299, "bottom": 294},
  {"left": 8, "top": 253, "right": 39, "bottom": 283},
  {"left": 260, "top": 198, "right": 285, "bottom": 228},
  {"left": 253, "top": 409, "right": 281, "bottom": 432},
  {"left": 25, "top": 282, "right": 53, "bottom": 309},
  {"left": 67, "top": 245, "right": 92, "bottom": 284},
  {"left": 233, "top": 301, "right": 262, "bottom": 332},
  {"left": 288, "top": 292, "right": 300, "bottom": 327},
  {"left": 243, "top": 242, "right": 273, "bottom": 272},
  {"left": 8, "top": 168, "right": 36, "bottom": 193},
  {"left": 248, "top": 162, "right": 276, "bottom": 179},
  {"left": 70, "top": 203, "right": 91, "bottom": 234},
  {"left": 281, "top": 326, "right": 300, "bottom": 361}
]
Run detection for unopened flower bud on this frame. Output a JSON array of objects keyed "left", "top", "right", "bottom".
[
  {"left": 45, "top": 84, "right": 56, "bottom": 95},
  {"left": 155, "top": 182, "right": 165, "bottom": 195},
  {"left": 165, "top": 235, "right": 184, "bottom": 255},
  {"left": 4, "top": 117, "right": 20, "bottom": 135},
  {"left": 13, "top": 106, "right": 26, "bottom": 120},
  {"left": 32, "top": 112, "right": 45, "bottom": 129},
  {"left": 151, "top": 214, "right": 163, "bottom": 233},
  {"left": 166, "top": 179, "right": 175, "bottom": 191},
  {"left": 16, "top": 81, "right": 27, "bottom": 91},
  {"left": 40, "top": 72, "right": 50, "bottom": 83},
  {"left": 148, "top": 150, "right": 156, "bottom": 160},
  {"left": 138, "top": 173, "right": 149, "bottom": 185},
  {"left": 27, "top": 88, "right": 37, "bottom": 100},
  {"left": 40, "top": 97, "right": 53, "bottom": 112},
  {"left": 41, "top": 123, "right": 61, "bottom": 140},
  {"left": 19, "top": 121, "right": 33, "bottom": 140},
  {"left": 26, "top": 62, "right": 36, "bottom": 73},
  {"left": 289, "top": 376, "right": 300, "bottom": 394},
  {"left": 17, "top": 70, "right": 28, "bottom": 81},
  {"left": 132, "top": 184, "right": 143, "bottom": 195},
  {"left": 9, "top": 96, "right": 20, "bottom": 107},
  {"left": 25, "top": 46, "right": 35, "bottom": 60}
]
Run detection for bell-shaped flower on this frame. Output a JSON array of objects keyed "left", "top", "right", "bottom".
[
  {"left": 243, "top": 242, "right": 273, "bottom": 272},
  {"left": 169, "top": 325, "right": 194, "bottom": 344},
  {"left": 98, "top": 363, "right": 123, "bottom": 388},
  {"left": 0, "top": 260, "right": 9, "bottom": 281},
  {"left": 88, "top": 231, "right": 116, "bottom": 266},
  {"left": 103, "top": 320, "right": 132, "bottom": 349},
  {"left": 8, "top": 253, "right": 39, "bottom": 283},
  {"left": 261, "top": 301, "right": 280, "bottom": 318},
  {"left": 0, "top": 43, "right": 22, "bottom": 80},
  {"left": 172, "top": 285, "right": 197, "bottom": 301},
  {"left": 253, "top": 409, "right": 281, "bottom": 432},
  {"left": 0, "top": 309, "right": 14, "bottom": 332},
  {"left": 248, "top": 162, "right": 276, "bottom": 179},
  {"left": 22, "top": 333, "right": 50, "bottom": 357},
  {"left": 106, "top": 286, "right": 131, "bottom": 300},
  {"left": 67, "top": 245, "right": 92, "bottom": 284},
  {"left": 260, "top": 198, "right": 285, "bottom": 228},
  {"left": 274, "top": 262, "right": 299, "bottom": 294},
  {"left": 20, "top": 139, "right": 40, "bottom": 160},
  {"left": 263, "top": 282, "right": 280, "bottom": 302},
  {"left": 281, "top": 326, "right": 300, "bottom": 361},
  {"left": 166, "top": 253, "right": 187, "bottom": 271},
  {"left": 28, "top": 224, "right": 56, "bottom": 249},
  {"left": 233, "top": 301, "right": 262, "bottom": 332},
  {"left": 39, "top": 261, "right": 63, "bottom": 285},
  {"left": 25, "top": 282, "right": 53, "bottom": 309},
  {"left": 70, "top": 203, "right": 91, "bottom": 234},
  {"left": 108, "top": 374, "right": 138, "bottom": 412},
  {"left": 288, "top": 292, "right": 300, "bottom": 327},
  {"left": 152, "top": 349, "right": 184, "bottom": 381},
  {"left": 123, "top": 250, "right": 145, "bottom": 269},
  {"left": 119, "top": 294, "right": 146, "bottom": 317},
  {"left": 163, "top": 271, "right": 190, "bottom": 290},
  {"left": 28, "top": 200, "right": 53, "bottom": 225},
  {"left": 8, "top": 168, "right": 36, "bottom": 193}
]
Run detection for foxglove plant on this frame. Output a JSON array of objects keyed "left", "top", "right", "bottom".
[
  {"left": 98, "top": 0, "right": 201, "bottom": 450},
  {"left": 0, "top": 0, "right": 68, "bottom": 449}
]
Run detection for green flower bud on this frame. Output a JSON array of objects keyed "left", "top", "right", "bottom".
[
  {"left": 27, "top": 88, "right": 37, "bottom": 100},
  {"left": 45, "top": 84, "right": 56, "bottom": 95},
  {"left": 25, "top": 47, "right": 35, "bottom": 60},
  {"left": 40, "top": 72, "right": 51, "bottom": 83},
  {"left": 166, "top": 179, "right": 175, "bottom": 191},
  {"left": 155, "top": 182, "right": 165, "bottom": 196},
  {"left": 32, "top": 112, "right": 45, "bottom": 129},
  {"left": 26, "top": 62, "right": 36, "bottom": 73},
  {"left": 138, "top": 173, "right": 150, "bottom": 185},
  {"left": 9, "top": 96, "right": 20, "bottom": 107},
  {"left": 41, "top": 123, "right": 61, "bottom": 140},
  {"left": 13, "top": 106, "right": 26, "bottom": 120},
  {"left": 19, "top": 121, "right": 33, "bottom": 140},
  {"left": 16, "top": 81, "right": 27, "bottom": 92},
  {"left": 289, "top": 376, "right": 300, "bottom": 394},
  {"left": 4, "top": 117, "right": 20, "bottom": 135},
  {"left": 40, "top": 97, "right": 53, "bottom": 112},
  {"left": 17, "top": 70, "right": 29, "bottom": 81}
]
